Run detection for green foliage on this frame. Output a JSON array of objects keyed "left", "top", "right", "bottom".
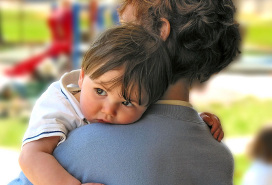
[
  {"left": 0, "top": 117, "right": 28, "bottom": 148},
  {"left": 3, "top": 10, "right": 272, "bottom": 49},
  {"left": 1, "top": 9, "right": 89, "bottom": 44},
  {"left": 196, "top": 97, "right": 272, "bottom": 137},
  {"left": 2, "top": 10, "right": 50, "bottom": 43},
  {"left": 234, "top": 154, "right": 251, "bottom": 185},
  {"left": 243, "top": 21, "right": 272, "bottom": 47}
]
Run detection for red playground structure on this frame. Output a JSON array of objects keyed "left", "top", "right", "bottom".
[{"left": 5, "top": 2, "right": 73, "bottom": 77}]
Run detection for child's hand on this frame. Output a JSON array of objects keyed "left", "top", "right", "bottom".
[{"left": 200, "top": 112, "right": 224, "bottom": 142}]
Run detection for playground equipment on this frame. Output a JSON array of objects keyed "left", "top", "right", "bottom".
[
  {"left": 5, "top": 1, "right": 73, "bottom": 77},
  {"left": 4, "top": 0, "right": 119, "bottom": 77},
  {"left": 72, "top": 0, "right": 119, "bottom": 69}
]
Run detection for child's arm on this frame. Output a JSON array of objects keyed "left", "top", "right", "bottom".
[
  {"left": 200, "top": 112, "right": 224, "bottom": 142},
  {"left": 19, "top": 137, "right": 104, "bottom": 185}
]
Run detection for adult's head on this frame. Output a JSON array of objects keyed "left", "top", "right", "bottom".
[
  {"left": 78, "top": 24, "right": 171, "bottom": 124},
  {"left": 119, "top": 0, "right": 241, "bottom": 84}
]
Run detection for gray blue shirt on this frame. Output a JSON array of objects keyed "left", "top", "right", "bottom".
[
  {"left": 54, "top": 103, "right": 234, "bottom": 185},
  {"left": 9, "top": 102, "right": 234, "bottom": 185}
]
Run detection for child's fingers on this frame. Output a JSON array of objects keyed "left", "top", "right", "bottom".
[
  {"left": 213, "top": 129, "right": 221, "bottom": 140},
  {"left": 217, "top": 131, "right": 224, "bottom": 142},
  {"left": 200, "top": 112, "right": 212, "bottom": 125},
  {"left": 210, "top": 115, "right": 225, "bottom": 141},
  {"left": 213, "top": 127, "right": 224, "bottom": 142},
  {"left": 204, "top": 115, "right": 218, "bottom": 134},
  {"left": 200, "top": 114, "right": 217, "bottom": 134},
  {"left": 200, "top": 112, "right": 224, "bottom": 141},
  {"left": 200, "top": 112, "right": 220, "bottom": 125},
  {"left": 208, "top": 113, "right": 222, "bottom": 134},
  {"left": 211, "top": 122, "right": 219, "bottom": 134},
  {"left": 200, "top": 113, "right": 213, "bottom": 127}
]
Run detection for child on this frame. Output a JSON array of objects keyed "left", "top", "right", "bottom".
[
  {"left": 242, "top": 124, "right": 272, "bottom": 185},
  {"left": 17, "top": 24, "right": 223, "bottom": 185}
]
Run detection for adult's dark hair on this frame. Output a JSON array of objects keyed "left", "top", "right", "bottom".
[
  {"left": 119, "top": 0, "right": 241, "bottom": 84},
  {"left": 81, "top": 24, "right": 172, "bottom": 106}
]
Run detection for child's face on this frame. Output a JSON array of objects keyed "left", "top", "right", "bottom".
[{"left": 77, "top": 69, "right": 148, "bottom": 124}]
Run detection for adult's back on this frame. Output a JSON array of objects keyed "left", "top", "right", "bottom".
[{"left": 54, "top": 103, "right": 233, "bottom": 185}]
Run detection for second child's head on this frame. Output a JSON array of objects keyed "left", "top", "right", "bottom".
[
  {"left": 77, "top": 24, "right": 171, "bottom": 124},
  {"left": 247, "top": 124, "right": 272, "bottom": 164}
]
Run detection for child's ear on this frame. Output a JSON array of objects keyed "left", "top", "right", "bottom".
[
  {"left": 160, "top": 18, "right": 170, "bottom": 41},
  {"left": 78, "top": 69, "right": 84, "bottom": 88}
]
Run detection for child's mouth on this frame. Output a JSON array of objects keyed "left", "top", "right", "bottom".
[{"left": 96, "top": 119, "right": 108, "bottom": 123}]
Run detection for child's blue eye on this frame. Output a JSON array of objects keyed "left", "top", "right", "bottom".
[
  {"left": 122, "top": 101, "right": 133, "bottom": 107},
  {"left": 96, "top": 88, "right": 107, "bottom": 96}
]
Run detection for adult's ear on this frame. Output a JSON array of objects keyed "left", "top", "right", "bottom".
[
  {"left": 78, "top": 69, "right": 84, "bottom": 88},
  {"left": 160, "top": 18, "right": 170, "bottom": 41}
]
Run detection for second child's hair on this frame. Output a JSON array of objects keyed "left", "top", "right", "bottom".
[
  {"left": 81, "top": 24, "right": 172, "bottom": 106},
  {"left": 119, "top": 0, "right": 241, "bottom": 84},
  {"left": 247, "top": 124, "right": 272, "bottom": 163}
]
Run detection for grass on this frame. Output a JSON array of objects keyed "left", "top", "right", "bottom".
[
  {"left": 0, "top": 117, "right": 28, "bottom": 149},
  {"left": 1, "top": 10, "right": 50, "bottom": 43},
  {"left": 1, "top": 9, "right": 90, "bottom": 44},
  {"left": 1, "top": 10, "right": 272, "bottom": 50},
  {"left": 195, "top": 97, "right": 272, "bottom": 185},
  {"left": 196, "top": 97, "right": 272, "bottom": 138},
  {"left": 234, "top": 154, "right": 251, "bottom": 185}
]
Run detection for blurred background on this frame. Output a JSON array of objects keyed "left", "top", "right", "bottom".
[{"left": 0, "top": 0, "right": 272, "bottom": 184}]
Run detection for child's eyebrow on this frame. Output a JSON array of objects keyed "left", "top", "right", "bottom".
[{"left": 92, "top": 79, "right": 112, "bottom": 92}]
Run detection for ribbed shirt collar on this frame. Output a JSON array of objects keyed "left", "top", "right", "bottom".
[{"left": 146, "top": 103, "right": 202, "bottom": 123}]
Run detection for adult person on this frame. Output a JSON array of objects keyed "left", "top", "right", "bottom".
[
  {"left": 11, "top": 0, "right": 240, "bottom": 184},
  {"left": 53, "top": 0, "right": 240, "bottom": 184}
]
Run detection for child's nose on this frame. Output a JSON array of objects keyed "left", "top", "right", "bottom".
[{"left": 101, "top": 102, "right": 117, "bottom": 117}]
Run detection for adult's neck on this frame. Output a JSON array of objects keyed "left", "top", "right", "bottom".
[{"left": 160, "top": 78, "right": 190, "bottom": 102}]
